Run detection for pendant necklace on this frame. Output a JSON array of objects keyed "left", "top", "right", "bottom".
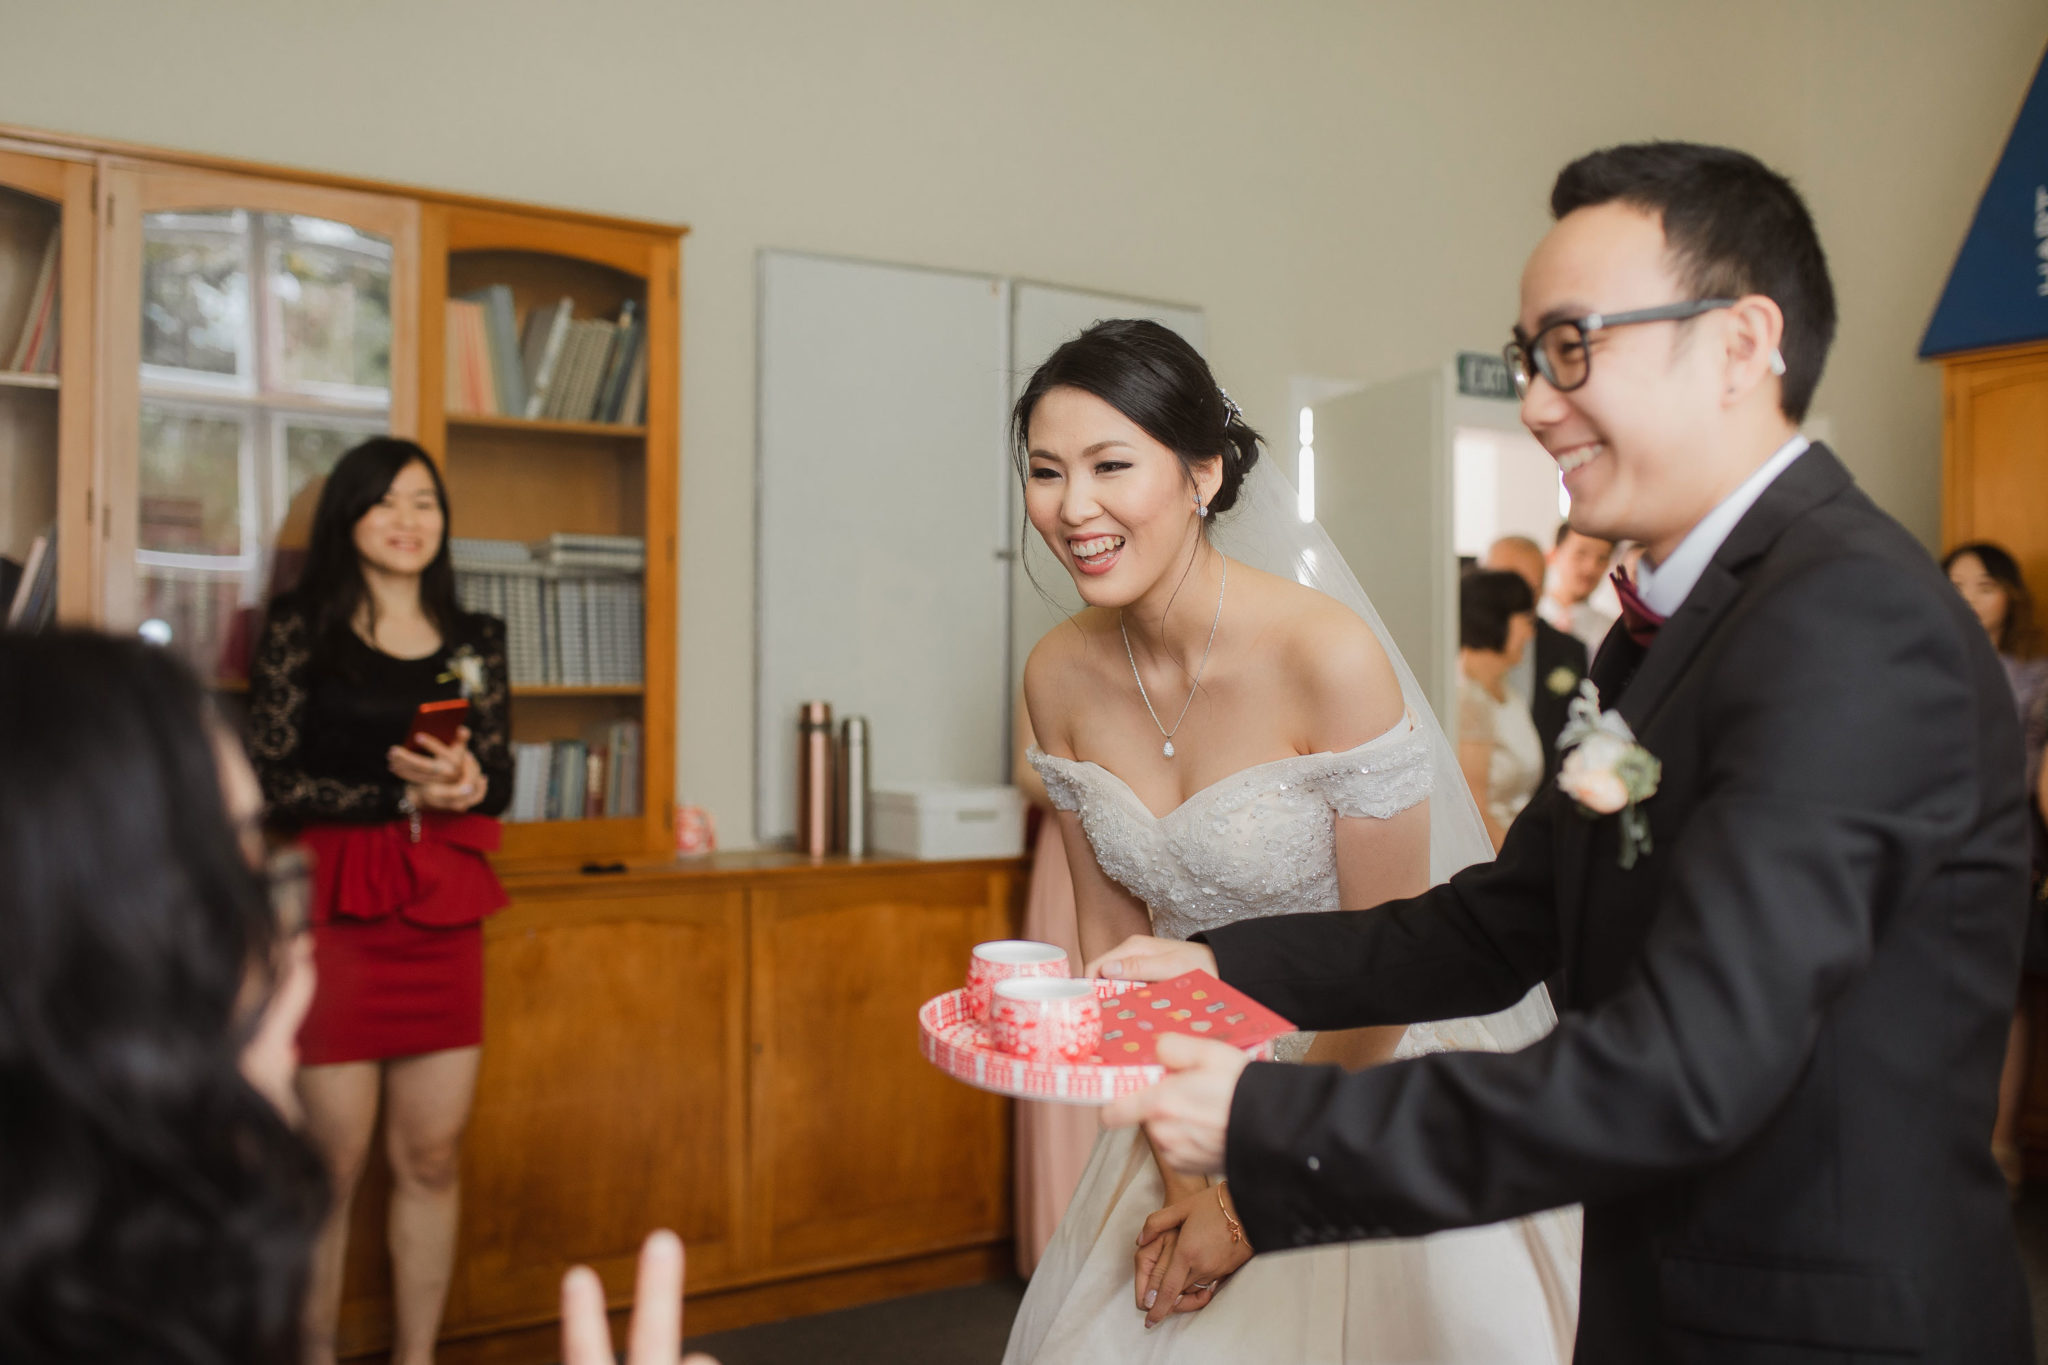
[{"left": 1120, "top": 557, "right": 1226, "bottom": 759}]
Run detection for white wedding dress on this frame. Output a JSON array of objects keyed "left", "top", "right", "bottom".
[{"left": 1001, "top": 716, "right": 1582, "bottom": 1364}]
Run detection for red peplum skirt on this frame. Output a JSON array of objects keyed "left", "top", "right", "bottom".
[{"left": 295, "top": 813, "right": 507, "bottom": 1066}]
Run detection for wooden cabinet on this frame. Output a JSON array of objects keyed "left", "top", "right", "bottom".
[
  {"left": 1942, "top": 341, "right": 2048, "bottom": 586},
  {"left": 748, "top": 865, "right": 1013, "bottom": 1275},
  {"left": 1940, "top": 340, "right": 2048, "bottom": 1174},
  {"left": 331, "top": 856, "right": 1021, "bottom": 1361},
  {"left": 0, "top": 144, "right": 95, "bottom": 624}
]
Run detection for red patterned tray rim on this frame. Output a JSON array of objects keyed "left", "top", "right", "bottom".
[{"left": 917, "top": 982, "right": 1273, "bottom": 1106}]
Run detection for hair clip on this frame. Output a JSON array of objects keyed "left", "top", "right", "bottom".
[
  {"left": 1218, "top": 387, "right": 1243, "bottom": 427},
  {"left": 1767, "top": 348, "right": 1787, "bottom": 377}
]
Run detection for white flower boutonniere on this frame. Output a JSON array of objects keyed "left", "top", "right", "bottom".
[
  {"left": 1545, "top": 665, "right": 1580, "bottom": 698},
  {"left": 438, "top": 645, "right": 485, "bottom": 699},
  {"left": 1555, "top": 679, "right": 1661, "bottom": 870}
]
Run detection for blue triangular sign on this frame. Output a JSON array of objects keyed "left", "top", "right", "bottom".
[{"left": 1921, "top": 43, "right": 2048, "bottom": 358}]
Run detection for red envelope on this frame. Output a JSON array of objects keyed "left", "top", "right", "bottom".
[{"left": 1089, "top": 970, "right": 1295, "bottom": 1065}]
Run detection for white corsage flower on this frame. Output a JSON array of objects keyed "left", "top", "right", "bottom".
[
  {"left": 1555, "top": 679, "right": 1661, "bottom": 869},
  {"left": 438, "top": 645, "right": 486, "bottom": 699}
]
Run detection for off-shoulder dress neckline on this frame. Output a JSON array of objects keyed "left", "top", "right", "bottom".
[{"left": 1029, "top": 711, "right": 1419, "bottom": 822}]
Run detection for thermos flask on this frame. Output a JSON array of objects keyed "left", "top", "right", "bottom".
[
  {"left": 796, "top": 701, "right": 835, "bottom": 856},
  {"left": 837, "top": 716, "right": 870, "bottom": 857}
]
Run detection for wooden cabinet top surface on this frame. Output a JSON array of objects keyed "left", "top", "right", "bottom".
[{"left": 494, "top": 849, "right": 1023, "bottom": 897}]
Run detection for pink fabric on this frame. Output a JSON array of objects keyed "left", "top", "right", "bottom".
[{"left": 1013, "top": 817, "right": 1101, "bottom": 1278}]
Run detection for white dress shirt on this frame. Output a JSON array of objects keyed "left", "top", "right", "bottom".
[
  {"left": 1539, "top": 596, "right": 1615, "bottom": 654},
  {"left": 1634, "top": 435, "right": 1811, "bottom": 619}
]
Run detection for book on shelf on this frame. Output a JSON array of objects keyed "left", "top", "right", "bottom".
[
  {"left": 462, "top": 285, "right": 525, "bottom": 416},
  {"left": 444, "top": 298, "right": 493, "bottom": 415},
  {"left": 451, "top": 536, "right": 645, "bottom": 688},
  {"left": 594, "top": 300, "right": 640, "bottom": 421},
  {"left": 520, "top": 297, "right": 576, "bottom": 420},
  {"left": 4, "top": 527, "right": 56, "bottom": 631},
  {"left": 441, "top": 289, "right": 646, "bottom": 425},
  {"left": 505, "top": 721, "right": 642, "bottom": 822},
  {"left": 7, "top": 227, "right": 60, "bottom": 374}
]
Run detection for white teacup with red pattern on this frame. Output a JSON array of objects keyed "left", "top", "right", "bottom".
[
  {"left": 990, "top": 978, "right": 1102, "bottom": 1062},
  {"left": 967, "top": 940, "right": 1069, "bottom": 1022}
]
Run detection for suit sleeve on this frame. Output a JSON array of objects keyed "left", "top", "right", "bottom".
[
  {"left": 1220, "top": 556, "right": 1995, "bottom": 1250},
  {"left": 1197, "top": 781, "right": 1564, "bottom": 1030}
]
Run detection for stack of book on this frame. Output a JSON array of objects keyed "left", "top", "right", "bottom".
[
  {"left": 450, "top": 535, "right": 644, "bottom": 687},
  {"left": 508, "top": 721, "right": 641, "bottom": 822},
  {"left": 6, "top": 227, "right": 59, "bottom": 374},
  {"left": 444, "top": 286, "right": 646, "bottom": 425}
]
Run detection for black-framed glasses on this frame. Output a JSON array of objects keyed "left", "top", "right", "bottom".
[{"left": 1504, "top": 298, "right": 1737, "bottom": 398}]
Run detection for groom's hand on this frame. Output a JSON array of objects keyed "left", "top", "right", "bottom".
[
  {"left": 1102, "top": 1033, "right": 1249, "bottom": 1176},
  {"left": 1087, "top": 935, "right": 1216, "bottom": 982}
]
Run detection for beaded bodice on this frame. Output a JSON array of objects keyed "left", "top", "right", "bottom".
[{"left": 1029, "top": 716, "right": 1432, "bottom": 943}]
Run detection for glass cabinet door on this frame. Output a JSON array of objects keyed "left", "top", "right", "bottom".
[{"left": 100, "top": 171, "right": 417, "bottom": 681}]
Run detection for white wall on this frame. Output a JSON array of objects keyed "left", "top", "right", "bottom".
[{"left": 1, "top": 0, "right": 2039, "bottom": 843}]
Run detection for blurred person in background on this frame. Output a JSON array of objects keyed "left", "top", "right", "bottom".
[
  {"left": 1945, "top": 540, "right": 2048, "bottom": 1197},
  {"left": 1482, "top": 535, "right": 1589, "bottom": 784},
  {"left": 1457, "top": 569, "right": 1543, "bottom": 851},
  {"left": 1539, "top": 525, "right": 1617, "bottom": 652},
  {"left": 247, "top": 437, "right": 512, "bottom": 1365}
]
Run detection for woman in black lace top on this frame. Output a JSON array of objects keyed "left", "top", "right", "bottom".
[{"left": 248, "top": 437, "right": 509, "bottom": 1365}]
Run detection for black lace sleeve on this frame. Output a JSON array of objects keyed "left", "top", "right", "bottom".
[
  {"left": 464, "top": 614, "right": 514, "bottom": 819},
  {"left": 246, "top": 609, "right": 406, "bottom": 824}
]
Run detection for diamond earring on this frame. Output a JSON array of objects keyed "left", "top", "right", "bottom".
[{"left": 1195, "top": 498, "right": 1209, "bottom": 518}]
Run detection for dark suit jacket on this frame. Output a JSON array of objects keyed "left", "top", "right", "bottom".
[
  {"left": 1199, "top": 447, "right": 2031, "bottom": 1364},
  {"left": 1530, "top": 617, "right": 1591, "bottom": 786}
]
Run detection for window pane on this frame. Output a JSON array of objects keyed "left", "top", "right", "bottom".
[
  {"left": 139, "top": 571, "right": 243, "bottom": 678},
  {"left": 267, "top": 214, "right": 391, "bottom": 393},
  {"left": 282, "top": 421, "right": 365, "bottom": 509},
  {"left": 141, "top": 211, "right": 250, "bottom": 378},
  {"left": 139, "top": 406, "right": 245, "bottom": 555}
]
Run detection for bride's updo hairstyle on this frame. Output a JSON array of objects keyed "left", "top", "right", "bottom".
[{"left": 1012, "top": 318, "right": 1264, "bottom": 520}]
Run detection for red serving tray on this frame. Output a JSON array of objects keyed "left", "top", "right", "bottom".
[{"left": 918, "top": 971, "right": 1293, "bottom": 1107}]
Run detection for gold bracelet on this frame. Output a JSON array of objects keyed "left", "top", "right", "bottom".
[{"left": 1216, "top": 1181, "right": 1245, "bottom": 1247}]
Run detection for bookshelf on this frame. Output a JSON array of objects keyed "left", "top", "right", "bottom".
[
  {"left": 426, "top": 204, "right": 679, "bottom": 861},
  {"left": 0, "top": 147, "right": 93, "bottom": 627}
]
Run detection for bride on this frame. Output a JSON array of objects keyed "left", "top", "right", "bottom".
[{"left": 1003, "top": 319, "right": 1579, "bottom": 1363}]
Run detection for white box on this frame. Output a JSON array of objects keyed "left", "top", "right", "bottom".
[{"left": 870, "top": 783, "right": 1025, "bottom": 860}]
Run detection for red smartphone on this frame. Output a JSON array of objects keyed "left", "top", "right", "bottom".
[{"left": 408, "top": 698, "right": 469, "bottom": 752}]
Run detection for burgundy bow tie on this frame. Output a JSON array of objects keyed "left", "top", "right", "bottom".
[{"left": 1610, "top": 568, "right": 1666, "bottom": 646}]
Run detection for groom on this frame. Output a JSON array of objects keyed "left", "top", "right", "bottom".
[{"left": 1098, "top": 142, "right": 2032, "bottom": 1363}]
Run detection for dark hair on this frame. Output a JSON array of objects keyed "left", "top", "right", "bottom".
[
  {"left": 1553, "top": 523, "right": 1613, "bottom": 552},
  {"left": 1943, "top": 541, "right": 2042, "bottom": 659},
  {"left": 1012, "top": 318, "right": 1263, "bottom": 518},
  {"left": 0, "top": 632, "right": 326, "bottom": 1364},
  {"left": 278, "top": 437, "right": 460, "bottom": 667},
  {"left": 1551, "top": 142, "right": 1836, "bottom": 423},
  {"left": 1461, "top": 569, "right": 1536, "bottom": 652}
]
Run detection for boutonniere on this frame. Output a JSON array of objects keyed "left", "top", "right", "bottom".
[
  {"left": 1544, "top": 665, "right": 1580, "bottom": 698},
  {"left": 1555, "top": 679, "right": 1661, "bottom": 870},
  {"left": 437, "top": 645, "right": 485, "bottom": 699}
]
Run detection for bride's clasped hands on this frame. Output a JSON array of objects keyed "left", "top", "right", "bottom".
[
  {"left": 1089, "top": 932, "right": 1256, "bottom": 1325},
  {"left": 1132, "top": 1176, "right": 1254, "bottom": 1327}
]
